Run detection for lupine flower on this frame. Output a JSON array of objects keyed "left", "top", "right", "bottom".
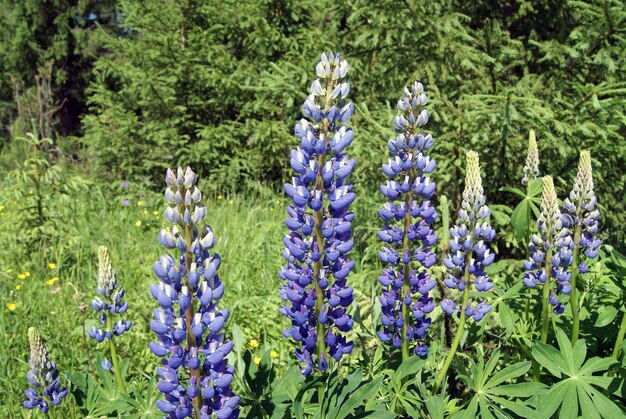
[
  {"left": 522, "top": 130, "right": 539, "bottom": 185},
  {"left": 523, "top": 176, "right": 572, "bottom": 314},
  {"left": 376, "top": 81, "right": 438, "bottom": 358},
  {"left": 279, "top": 52, "right": 355, "bottom": 376},
  {"left": 562, "top": 151, "right": 600, "bottom": 270},
  {"left": 88, "top": 246, "right": 132, "bottom": 343},
  {"left": 24, "top": 327, "right": 68, "bottom": 412},
  {"left": 442, "top": 151, "right": 496, "bottom": 320},
  {"left": 150, "top": 166, "right": 239, "bottom": 418}
]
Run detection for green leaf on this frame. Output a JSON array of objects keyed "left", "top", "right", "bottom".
[
  {"left": 540, "top": 380, "right": 572, "bottom": 418},
  {"left": 485, "top": 361, "right": 531, "bottom": 389},
  {"left": 559, "top": 382, "right": 578, "bottom": 419},
  {"left": 332, "top": 377, "right": 382, "bottom": 419},
  {"left": 510, "top": 199, "right": 531, "bottom": 242},
  {"left": 595, "top": 306, "right": 618, "bottom": 327},
  {"left": 532, "top": 341, "right": 566, "bottom": 377}
]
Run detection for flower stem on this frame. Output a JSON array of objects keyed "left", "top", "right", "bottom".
[
  {"left": 106, "top": 316, "right": 126, "bottom": 393},
  {"left": 533, "top": 241, "right": 553, "bottom": 380},
  {"left": 612, "top": 309, "right": 626, "bottom": 359},
  {"left": 433, "top": 261, "right": 470, "bottom": 394},
  {"left": 523, "top": 182, "right": 532, "bottom": 323},
  {"left": 570, "top": 225, "right": 582, "bottom": 344}
]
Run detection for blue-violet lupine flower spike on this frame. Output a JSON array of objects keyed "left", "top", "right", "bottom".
[
  {"left": 280, "top": 52, "right": 355, "bottom": 376},
  {"left": 441, "top": 151, "right": 496, "bottom": 320},
  {"left": 88, "top": 246, "right": 132, "bottom": 343},
  {"left": 561, "top": 151, "right": 600, "bottom": 270},
  {"left": 376, "top": 81, "right": 438, "bottom": 357},
  {"left": 151, "top": 166, "right": 239, "bottom": 418},
  {"left": 24, "top": 327, "right": 68, "bottom": 413},
  {"left": 524, "top": 176, "right": 572, "bottom": 314},
  {"left": 522, "top": 130, "right": 539, "bottom": 185}
]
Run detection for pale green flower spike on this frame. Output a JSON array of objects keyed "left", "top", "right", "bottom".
[{"left": 522, "top": 130, "right": 539, "bottom": 185}]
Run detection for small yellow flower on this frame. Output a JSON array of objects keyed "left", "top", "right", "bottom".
[
  {"left": 269, "top": 208, "right": 274, "bottom": 212},
  {"left": 248, "top": 338, "right": 259, "bottom": 349},
  {"left": 7, "top": 303, "right": 16, "bottom": 311},
  {"left": 253, "top": 356, "right": 261, "bottom": 366},
  {"left": 47, "top": 277, "right": 59, "bottom": 286},
  {"left": 137, "top": 201, "right": 143, "bottom": 206},
  {"left": 143, "top": 209, "right": 148, "bottom": 215},
  {"left": 17, "top": 273, "right": 26, "bottom": 280},
  {"left": 228, "top": 199, "right": 234, "bottom": 205},
  {"left": 6, "top": 268, "right": 13, "bottom": 273},
  {"left": 153, "top": 210, "right": 159, "bottom": 216},
  {"left": 48, "top": 263, "right": 56, "bottom": 269},
  {"left": 217, "top": 195, "right": 223, "bottom": 200},
  {"left": 15, "top": 284, "right": 21, "bottom": 290},
  {"left": 135, "top": 220, "right": 142, "bottom": 227},
  {"left": 270, "top": 350, "right": 279, "bottom": 359},
  {"left": 24, "top": 271, "right": 30, "bottom": 277}
]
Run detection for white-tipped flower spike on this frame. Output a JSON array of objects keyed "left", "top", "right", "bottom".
[
  {"left": 89, "top": 246, "right": 131, "bottom": 343},
  {"left": 522, "top": 130, "right": 539, "bottom": 185},
  {"left": 562, "top": 150, "right": 600, "bottom": 268},
  {"left": 562, "top": 150, "right": 600, "bottom": 342},
  {"left": 524, "top": 176, "right": 572, "bottom": 315},
  {"left": 442, "top": 151, "right": 496, "bottom": 320},
  {"left": 24, "top": 328, "right": 68, "bottom": 413}
]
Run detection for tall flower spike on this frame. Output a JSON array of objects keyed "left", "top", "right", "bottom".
[
  {"left": 522, "top": 130, "right": 539, "bottom": 185},
  {"left": 88, "top": 246, "right": 132, "bottom": 344},
  {"left": 24, "top": 327, "right": 68, "bottom": 413},
  {"left": 376, "top": 81, "right": 437, "bottom": 359},
  {"left": 280, "top": 52, "right": 355, "bottom": 376},
  {"left": 523, "top": 176, "right": 572, "bottom": 318},
  {"left": 433, "top": 151, "right": 496, "bottom": 393},
  {"left": 441, "top": 151, "right": 496, "bottom": 320},
  {"left": 150, "top": 166, "right": 239, "bottom": 418},
  {"left": 562, "top": 151, "right": 600, "bottom": 342}
]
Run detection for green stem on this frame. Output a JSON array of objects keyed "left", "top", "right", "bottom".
[
  {"left": 433, "top": 261, "right": 470, "bottom": 393},
  {"left": 570, "top": 225, "right": 582, "bottom": 344},
  {"left": 533, "top": 239, "right": 553, "bottom": 380},
  {"left": 106, "top": 316, "right": 126, "bottom": 393},
  {"left": 612, "top": 309, "right": 626, "bottom": 359}
]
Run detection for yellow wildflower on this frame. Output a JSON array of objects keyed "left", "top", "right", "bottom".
[
  {"left": 248, "top": 338, "right": 259, "bottom": 349},
  {"left": 153, "top": 210, "right": 159, "bottom": 216},
  {"left": 47, "top": 277, "right": 59, "bottom": 286},
  {"left": 15, "top": 284, "right": 21, "bottom": 290},
  {"left": 17, "top": 273, "right": 26, "bottom": 280},
  {"left": 269, "top": 208, "right": 274, "bottom": 212},
  {"left": 217, "top": 195, "right": 223, "bottom": 200},
  {"left": 253, "top": 356, "right": 261, "bottom": 366},
  {"left": 136, "top": 220, "right": 142, "bottom": 227},
  {"left": 48, "top": 263, "right": 56, "bottom": 269},
  {"left": 24, "top": 271, "right": 30, "bottom": 277},
  {"left": 228, "top": 199, "right": 234, "bottom": 205},
  {"left": 137, "top": 201, "right": 143, "bottom": 206},
  {"left": 7, "top": 303, "right": 16, "bottom": 311},
  {"left": 270, "top": 350, "right": 279, "bottom": 359},
  {"left": 143, "top": 209, "right": 148, "bottom": 215}
]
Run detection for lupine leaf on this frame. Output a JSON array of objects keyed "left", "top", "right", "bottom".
[
  {"left": 532, "top": 341, "right": 566, "bottom": 377},
  {"left": 484, "top": 361, "right": 531, "bottom": 389},
  {"left": 595, "top": 306, "right": 618, "bottom": 327},
  {"left": 332, "top": 376, "right": 383, "bottom": 419}
]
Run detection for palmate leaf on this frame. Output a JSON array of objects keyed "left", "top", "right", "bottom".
[
  {"left": 532, "top": 328, "right": 626, "bottom": 418},
  {"left": 454, "top": 349, "right": 547, "bottom": 419}
]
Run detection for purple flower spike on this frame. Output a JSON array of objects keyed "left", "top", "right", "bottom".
[
  {"left": 280, "top": 52, "right": 355, "bottom": 375},
  {"left": 151, "top": 166, "right": 238, "bottom": 418},
  {"left": 442, "top": 151, "right": 496, "bottom": 321},
  {"left": 23, "top": 328, "right": 68, "bottom": 413},
  {"left": 89, "top": 246, "right": 132, "bottom": 343},
  {"left": 377, "top": 81, "right": 438, "bottom": 358},
  {"left": 524, "top": 176, "right": 572, "bottom": 314}
]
